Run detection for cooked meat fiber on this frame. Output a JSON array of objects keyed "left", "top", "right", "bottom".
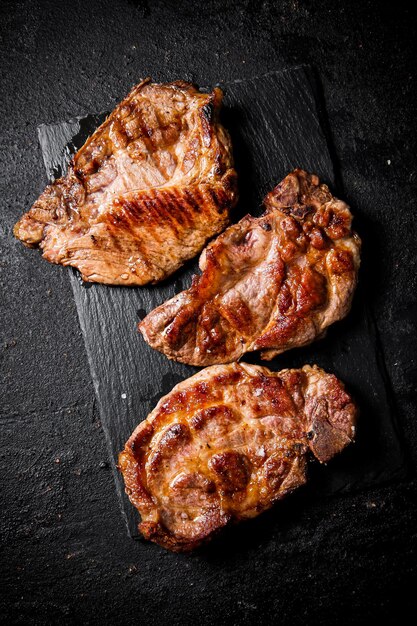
[
  {"left": 140, "top": 169, "right": 361, "bottom": 364},
  {"left": 14, "top": 79, "right": 237, "bottom": 285},
  {"left": 119, "top": 362, "right": 357, "bottom": 551}
]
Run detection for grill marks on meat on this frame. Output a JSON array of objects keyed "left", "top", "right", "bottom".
[
  {"left": 139, "top": 169, "right": 361, "bottom": 364},
  {"left": 14, "top": 79, "right": 237, "bottom": 285},
  {"left": 119, "top": 363, "right": 357, "bottom": 551}
]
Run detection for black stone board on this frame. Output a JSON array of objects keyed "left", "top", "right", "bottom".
[{"left": 37, "top": 66, "right": 405, "bottom": 538}]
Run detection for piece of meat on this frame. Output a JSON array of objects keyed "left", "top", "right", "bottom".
[
  {"left": 119, "top": 362, "right": 357, "bottom": 551},
  {"left": 139, "top": 169, "right": 361, "bottom": 364},
  {"left": 14, "top": 79, "right": 237, "bottom": 285}
]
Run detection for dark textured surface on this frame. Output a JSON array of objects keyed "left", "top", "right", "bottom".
[
  {"left": 38, "top": 66, "right": 405, "bottom": 538},
  {"left": 1, "top": 1, "right": 416, "bottom": 624}
]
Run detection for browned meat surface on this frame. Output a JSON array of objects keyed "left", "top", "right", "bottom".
[
  {"left": 14, "top": 79, "right": 237, "bottom": 285},
  {"left": 139, "top": 169, "right": 361, "bottom": 364},
  {"left": 119, "top": 362, "right": 357, "bottom": 551}
]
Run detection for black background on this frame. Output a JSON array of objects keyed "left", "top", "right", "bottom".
[{"left": 1, "top": 1, "right": 416, "bottom": 624}]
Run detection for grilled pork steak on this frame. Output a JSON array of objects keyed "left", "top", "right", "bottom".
[
  {"left": 14, "top": 79, "right": 237, "bottom": 285},
  {"left": 119, "top": 362, "right": 357, "bottom": 551},
  {"left": 139, "top": 169, "right": 361, "bottom": 364}
]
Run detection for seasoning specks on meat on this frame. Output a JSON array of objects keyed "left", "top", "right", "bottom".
[{"left": 14, "top": 79, "right": 237, "bottom": 285}]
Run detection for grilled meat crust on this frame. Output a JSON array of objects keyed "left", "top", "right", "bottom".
[
  {"left": 119, "top": 362, "right": 357, "bottom": 551},
  {"left": 14, "top": 79, "right": 237, "bottom": 285},
  {"left": 139, "top": 169, "right": 361, "bottom": 364}
]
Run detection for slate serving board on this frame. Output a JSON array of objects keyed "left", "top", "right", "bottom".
[{"left": 38, "top": 66, "right": 405, "bottom": 538}]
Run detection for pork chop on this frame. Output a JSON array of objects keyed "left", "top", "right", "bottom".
[
  {"left": 14, "top": 79, "right": 237, "bottom": 285},
  {"left": 139, "top": 169, "right": 361, "bottom": 364},
  {"left": 119, "top": 362, "right": 357, "bottom": 551}
]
